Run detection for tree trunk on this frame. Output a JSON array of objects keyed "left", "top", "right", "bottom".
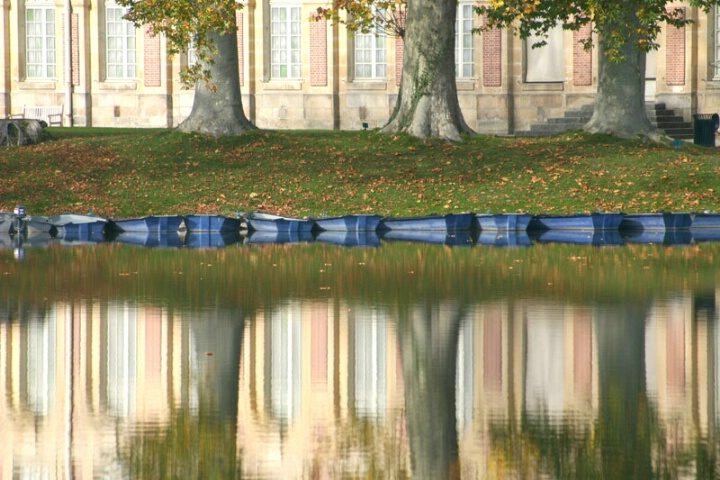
[
  {"left": 584, "top": 11, "right": 658, "bottom": 140},
  {"left": 177, "top": 32, "right": 254, "bottom": 137},
  {"left": 382, "top": 0, "right": 473, "bottom": 141}
]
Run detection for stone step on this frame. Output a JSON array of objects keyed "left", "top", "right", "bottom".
[{"left": 516, "top": 102, "right": 695, "bottom": 138}]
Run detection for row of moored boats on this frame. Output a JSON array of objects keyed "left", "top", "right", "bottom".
[{"left": 2, "top": 210, "right": 720, "bottom": 248}]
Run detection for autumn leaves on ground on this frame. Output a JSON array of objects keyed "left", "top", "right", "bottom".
[{"left": 1, "top": 127, "right": 718, "bottom": 219}]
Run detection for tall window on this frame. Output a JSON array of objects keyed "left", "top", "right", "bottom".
[
  {"left": 188, "top": 39, "right": 198, "bottom": 65},
  {"left": 354, "top": 11, "right": 386, "bottom": 79},
  {"left": 106, "top": 1, "right": 136, "bottom": 79},
  {"left": 271, "top": 5, "right": 301, "bottom": 79},
  {"left": 26, "top": 4, "right": 56, "bottom": 79},
  {"left": 455, "top": 3, "right": 474, "bottom": 79}
]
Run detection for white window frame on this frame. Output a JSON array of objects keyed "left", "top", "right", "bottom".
[
  {"left": 354, "top": 10, "right": 387, "bottom": 80},
  {"left": 455, "top": 3, "right": 474, "bottom": 79},
  {"left": 187, "top": 39, "right": 198, "bottom": 65},
  {"left": 25, "top": 4, "right": 56, "bottom": 79},
  {"left": 270, "top": 5, "right": 301, "bottom": 80},
  {"left": 105, "top": 1, "right": 136, "bottom": 80}
]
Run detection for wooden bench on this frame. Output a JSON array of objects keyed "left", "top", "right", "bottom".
[{"left": 9, "top": 105, "right": 64, "bottom": 126}]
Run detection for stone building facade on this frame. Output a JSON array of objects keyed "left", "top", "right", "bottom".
[{"left": 2, "top": 0, "right": 720, "bottom": 134}]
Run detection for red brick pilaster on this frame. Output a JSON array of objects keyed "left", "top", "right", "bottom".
[
  {"left": 62, "top": 13, "right": 81, "bottom": 86},
  {"left": 573, "top": 24, "right": 592, "bottom": 86},
  {"left": 310, "top": 19, "right": 327, "bottom": 86},
  {"left": 482, "top": 15, "right": 501, "bottom": 87},
  {"left": 144, "top": 27, "right": 161, "bottom": 87},
  {"left": 666, "top": 7, "right": 685, "bottom": 86},
  {"left": 395, "top": 36, "right": 404, "bottom": 86}
]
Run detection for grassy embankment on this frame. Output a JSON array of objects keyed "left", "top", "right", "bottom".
[{"left": 0, "top": 127, "right": 718, "bottom": 219}]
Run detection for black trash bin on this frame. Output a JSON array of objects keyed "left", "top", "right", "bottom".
[{"left": 693, "top": 113, "right": 720, "bottom": 147}]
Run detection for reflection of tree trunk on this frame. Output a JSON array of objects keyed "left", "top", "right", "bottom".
[
  {"left": 595, "top": 304, "right": 652, "bottom": 479},
  {"left": 398, "top": 304, "right": 463, "bottom": 479},
  {"left": 189, "top": 310, "right": 244, "bottom": 417}
]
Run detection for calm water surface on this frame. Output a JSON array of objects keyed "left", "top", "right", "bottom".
[{"left": 1, "top": 237, "right": 719, "bottom": 479}]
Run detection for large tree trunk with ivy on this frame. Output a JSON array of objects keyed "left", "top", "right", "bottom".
[
  {"left": 382, "top": 0, "right": 473, "bottom": 141},
  {"left": 178, "top": 32, "right": 254, "bottom": 136},
  {"left": 584, "top": 11, "right": 658, "bottom": 139}
]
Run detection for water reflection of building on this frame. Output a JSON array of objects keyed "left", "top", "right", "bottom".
[
  {"left": 238, "top": 300, "right": 409, "bottom": 478},
  {"left": 0, "top": 290, "right": 719, "bottom": 478},
  {"left": 0, "top": 301, "right": 199, "bottom": 478}
]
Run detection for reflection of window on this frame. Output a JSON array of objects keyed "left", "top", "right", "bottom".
[
  {"left": 455, "top": 3, "right": 474, "bottom": 79},
  {"left": 107, "top": 302, "right": 138, "bottom": 416},
  {"left": 26, "top": 4, "right": 56, "bottom": 79},
  {"left": 270, "top": 302, "right": 302, "bottom": 420},
  {"left": 525, "top": 24, "right": 564, "bottom": 82},
  {"left": 27, "top": 315, "right": 57, "bottom": 415},
  {"left": 456, "top": 316, "right": 474, "bottom": 432},
  {"left": 106, "top": 1, "right": 136, "bottom": 79},
  {"left": 354, "top": 309, "right": 387, "bottom": 417},
  {"left": 354, "top": 10, "right": 386, "bottom": 80},
  {"left": 525, "top": 308, "right": 565, "bottom": 419},
  {"left": 271, "top": 5, "right": 301, "bottom": 79}
]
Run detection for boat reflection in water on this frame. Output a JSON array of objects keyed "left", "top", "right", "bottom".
[{"left": 1, "top": 243, "right": 719, "bottom": 479}]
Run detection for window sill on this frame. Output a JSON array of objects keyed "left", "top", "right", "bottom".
[
  {"left": 456, "top": 80, "right": 476, "bottom": 91},
  {"left": 264, "top": 81, "right": 303, "bottom": 90},
  {"left": 520, "top": 82, "right": 564, "bottom": 92},
  {"left": 18, "top": 81, "right": 58, "bottom": 90},
  {"left": 98, "top": 81, "right": 138, "bottom": 91},
  {"left": 346, "top": 81, "right": 388, "bottom": 91}
]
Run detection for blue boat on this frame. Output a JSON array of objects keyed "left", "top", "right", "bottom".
[
  {"left": 57, "top": 229, "right": 106, "bottom": 244},
  {"left": 690, "top": 212, "right": 720, "bottom": 229},
  {"left": 50, "top": 214, "right": 108, "bottom": 242},
  {"left": 184, "top": 214, "right": 242, "bottom": 233},
  {"left": 185, "top": 231, "right": 242, "bottom": 248},
  {"left": 379, "top": 213, "right": 475, "bottom": 231},
  {"left": 620, "top": 213, "right": 692, "bottom": 231},
  {"left": 477, "top": 231, "right": 533, "bottom": 247},
  {"left": 245, "top": 230, "right": 315, "bottom": 244},
  {"left": 533, "top": 230, "right": 624, "bottom": 246},
  {"left": 112, "top": 231, "right": 184, "bottom": 248},
  {"left": 314, "top": 214, "right": 382, "bottom": 232},
  {"left": 244, "top": 212, "right": 315, "bottom": 234},
  {"left": 110, "top": 215, "right": 184, "bottom": 233},
  {"left": 529, "top": 213, "right": 624, "bottom": 231},
  {"left": 691, "top": 229, "right": 720, "bottom": 243},
  {"left": 621, "top": 229, "right": 693, "bottom": 245},
  {"left": 476, "top": 213, "right": 532, "bottom": 232},
  {"left": 380, "top": 230, "right": 474, "bottom": 246},
  {"left": 315, "top": 231, "right": 381, "bottom": 247}
]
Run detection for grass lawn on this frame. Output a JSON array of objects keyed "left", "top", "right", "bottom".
[{"left": 0, "top": 127, "right": 718, "bottom": 219}]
